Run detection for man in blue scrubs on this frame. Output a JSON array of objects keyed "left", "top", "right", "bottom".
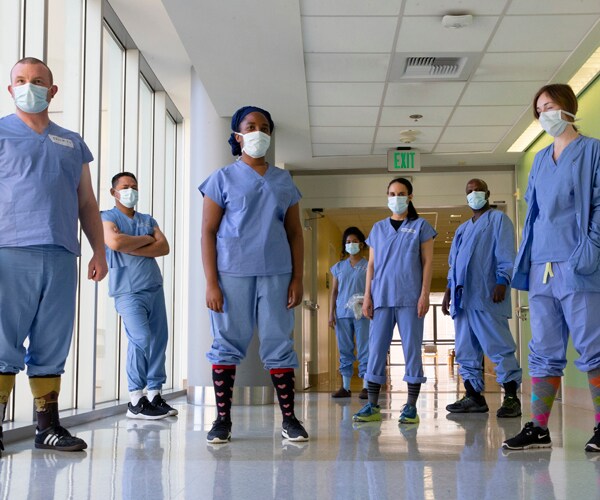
[
  {"left": 0, "top": 57, "right": 107, "bottom": 452},
  {"left": 442, "top": 179, "right": 522, "bottom": 418},
  {"left": 102, "top": 172, "right": 176, "bottom": 420}
]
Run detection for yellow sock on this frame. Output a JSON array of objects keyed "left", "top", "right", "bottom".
[
  {"left": 0, "top": 374, "right": 16, "bottom": 405},
  {"left": 29, "top": 377, "right": 61, "bottom": 412}
]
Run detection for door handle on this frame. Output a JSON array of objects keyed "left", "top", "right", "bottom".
[
  {"left": 303, "top": 300, "right": 320, "bottom": 311},
  {"left": 515, "top": 305, "right": 529, "bottom": 321}
]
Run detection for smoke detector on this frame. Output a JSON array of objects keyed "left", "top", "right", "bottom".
[
  {"left": 399, "top": 130, "right": 418, "bottom": 144},
  {"left": 442, "top": 14, "right": 473, "bottom": 29}
]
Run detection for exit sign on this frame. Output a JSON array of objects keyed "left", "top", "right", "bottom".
[{"left": 387, "top": 149, "right": 421, "bottom": 172}]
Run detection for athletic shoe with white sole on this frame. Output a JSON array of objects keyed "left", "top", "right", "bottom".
[
  {"left": 282, "top": 416, "right": 309, "bottom": 442},
  {"left": 34, "top": 425, "right": 87, "bottom": 451},
  {"left": 502, "top": 422, "right": 552, "bottom": 450},
  {"left": 126, "top": 396, "right": 169, "bottom": 420},
  {"left": 150, "top": 395, "right": 179, "bottom": 416}
]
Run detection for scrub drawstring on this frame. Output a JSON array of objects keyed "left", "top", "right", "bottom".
[{"left": 542, "top": 262, "right": 554, "bottom": 284}]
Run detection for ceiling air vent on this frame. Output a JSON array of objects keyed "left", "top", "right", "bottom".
[{"left": 389, "top": 53, "right": 477, "bottom": 82}]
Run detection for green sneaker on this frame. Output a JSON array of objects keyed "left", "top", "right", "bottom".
[
  {"left": 496, "top": 395, "right": 522, "bottom": 418},
  {"left": 352, "top": 403, "right": 381, "bottom": 422},
  {"left": 398, "top": 404, "right": 420, "bottom": 424}
]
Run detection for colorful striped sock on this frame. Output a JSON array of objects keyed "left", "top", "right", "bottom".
[
  {"left": 531, "top": 376, "right": 561, "bottom": 429},
  {"left": 587, "top": 368, "right": 600, "bottom": 425}
]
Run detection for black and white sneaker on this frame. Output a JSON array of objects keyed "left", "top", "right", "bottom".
[
  {"left": 126, "top": 396, "right": 169, "bottom": 420},
  {"left": 150, "top": 395, "right": 179, "bottom": 416},
  {"left": 207, "top": 417, "right": 232, "bottom": 443},
  {"left": 282, "top": 416, "right": 309, "bottom": 442},
  {"left": 585, "top": 425, "right": 600, "bottom": 452},
  {"left": 34, "top": 425, "right": 87, "bottom": 451},
  {"left": 446, "top": 395, "right": 489, "bottom": 413},
  {"left": 502, "top": 422, "right": 552, "bottom": 450}
]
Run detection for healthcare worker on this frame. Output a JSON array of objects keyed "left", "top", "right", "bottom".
[
  {"left": 102, "top": 172, "right": 177, "bottom": 420},
  {"left": 0, "top": 57, "right": 107, "bottom": 452},
  {"left": 329, "top": 227, "right": 370, "bottom": 399},
  {"left": 353, "top": 177, "right": 436, "bottom": 424},
  {"left": 503, "top": 84, "right": 600, "bottom": 452},
  {"left": 200, "top": 106, "right": 308, "bottom": 443},
  {"left": 442, "top": 178, "right": 522, "bottom": 418}
]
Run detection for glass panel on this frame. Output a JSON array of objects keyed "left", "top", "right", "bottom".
[
  {"left": 137, "top": 77, "right": 154, "bottom": 214},
  {"left": 96, "top": 26, "right": 125, "bottom": 404}
]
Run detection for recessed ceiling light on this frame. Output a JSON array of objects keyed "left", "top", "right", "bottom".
[{"left": 450, "top": 214, "right": 462, "bottom": 218}]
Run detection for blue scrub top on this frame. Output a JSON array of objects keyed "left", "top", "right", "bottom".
[
  {"left": 366, "top": 217, "right": 437, "bottom": 308},
  {"left": 199, "top": 160, "right": 302, "bottom": 277},
  {"left": 531, "top": 136, "right": 581, "bottom": 263},
  {"left": 0, "top": 114, "right": 93, "bottom": 255},
  {"left": 330, "top": 258, "right": 368, "bottom": 318},
  {"left": 101, "top": 207, "right": 163, "bottom": 297}
]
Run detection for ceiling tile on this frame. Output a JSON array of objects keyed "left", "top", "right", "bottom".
[
  {"left": 448, "top": 105, "right": 525, "bottom": 126},
  {"left": 460, "top": 81, "right": 545, "bottom": 105},
  {"left": 300, "top": 0, "right": 401, "bottom": 16},
  {"left": 379, "top": 106, "right": 454, "bottom": 126},
  {"left": 472, "top": 52, "right": 569, "bottom": 81},
  {"left": 394, "top": 16, "right": 498, "bottom": 52},
  {"left": 308, "top": 83, "right": 385, "bottom": 106},
  {"left": 385, "top": 82, "right": 466, "bottom": 106},
  {"left": 375, "top": 126, "right": 443, "bottom": 143},
  {"left": 507, "top": 0, "right": 600, "bottom": 15},
  {"left": 312, "top": 144, "right": 374, "bottom": 156},
  {"left": 373, "top": 143, "right": 435, "bottom": 154},
  {"left": 302, "top": 17, "right": 398, "bottom": 53},
  {"left": 309, "top": 107, "right": 380, "bottom": 126},
  {"left": 305, "top": 53, "right": 389, "bottom": 82},
  {"left": 434, "top": 142, "right": 497, "bottom": 153},
  {"left": 488, "top": 15, "right": 598, "bottom": 52},
  {"left": 404, "top": 0, "right": 508, "bottom": 16},
  {"left": 311, "top": 126, "right": 375, "bottom": 143},
  {"left": 439, "top": 125, "right": 510, "bottom": 143}
]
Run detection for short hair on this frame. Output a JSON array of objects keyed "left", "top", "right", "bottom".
[
  {"left": 111, "top": 172, "right": 138, "bottom": 188},
  {"left": 10, "top": 57, "right": 54, "bottom": 85},
  {"left": 467, "top": 178, "right": 489, "bottom": 192},
  {"left": 532, "top": 84, "right": 578, "bottom": 119}
]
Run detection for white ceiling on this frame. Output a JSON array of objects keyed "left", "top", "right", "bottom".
[{"left": 152, "top": 0, "right": 600, "bottom": 172}]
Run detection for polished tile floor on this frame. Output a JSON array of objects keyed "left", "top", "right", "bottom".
[{"left": 2, "top": 363, "right": 600, "bottom": 499}]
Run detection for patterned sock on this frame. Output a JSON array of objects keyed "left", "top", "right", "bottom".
[
  {"left": 503, "top": 380, "right": 518, "bottom": 398},
  {"left": 30, "top": 376, "right": 61, "bottom": 430},
  {"left": 270, "top": 369, "right": 296, "bottom": 421},
  {"left": 367, "top": 381, "right": 381, "bottom": 406},
  {"left": 342, "top": 375, "right": 352, "bottom": 391},
  {"left": 407, "top": 383, "right": 421, "bottom": 407},
  {"left": 587, "top": 368, "right": 600, "bottom": 425},
  {"left": 531, "top": 376, "right": 561, "bottom": 429},
  {"left": 212, "top": 365, "right": 236, "bottom": 421}
]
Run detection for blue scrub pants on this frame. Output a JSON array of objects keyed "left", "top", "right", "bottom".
[
  {"left": 0, "top": 246, "right": 77, "bottom": 375},
  {"left": 454, "top": 308, "right": 522, "bottom": 393},
  {"left": 115, "top": 285, "right": 168, "bottom": 391},
  {"left": 365, "top": 306, "right": 426, "bottom": 385},
  {"left": 528, "top": 262, "right": 600, "bottom": 376},
  {"left": 335, "top": 317, "right": 370, "bottom": 378},
  {"left": 207, "top": 273, "right": 298, "bottom": 369}
]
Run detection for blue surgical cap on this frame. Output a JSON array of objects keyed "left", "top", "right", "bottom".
[{"left": 228, "top": 106, "right": 274, "bottom": 156}]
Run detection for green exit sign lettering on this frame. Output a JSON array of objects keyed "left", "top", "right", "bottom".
[{"left": 387, "top": 150, "right": 421, "bottom": 172}]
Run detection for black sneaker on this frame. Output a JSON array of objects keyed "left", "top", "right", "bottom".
[
  {"left": 585, "top": 425, "right": 600, "bottom": 452},
  {"left": 150, "top": 395, "right": 179, "bottom": 416},
  {"left": 126, "top": 396, "right": 169, "bottom": 420},
  {"left": 502, "top": 422, "right": 552, "bottom": 450},
  {"left": 282, "top": 416, "right": 309, "bottom": 442},
  {"left": 496, "top": 395, "right": 522, "bottom": 418},
  {"left": 34, "top": 425, "right": 87, "bottom": 451},
  {"left": 207, "top": 417, "right": 232, "bottom": 444},
  {"left": 446, "top": 395, "right": 489, "bottom": 413}
]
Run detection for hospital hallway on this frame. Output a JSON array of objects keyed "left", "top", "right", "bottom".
[{"left": 2, "top": 362, "right": 599, "bottom": 500}]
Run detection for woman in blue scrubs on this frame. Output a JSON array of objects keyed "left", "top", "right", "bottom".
[
  {"left": 503, "top": 84, "right": 600, "bottom": 452},
  {"left": 353, "top": 177, "right": 436, "bottom": 424},
  {"left": 200, "top": 106, "right": 308, "bottom": 443},
  {"left": 329, "top": 226, "right": 370, "bottom": 399}
]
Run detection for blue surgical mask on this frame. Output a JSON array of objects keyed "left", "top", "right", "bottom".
[
  {"left": 12, "top": 83, "right": 50, "bottom": 114},
  {"left": 345, "top": 242, "right": 360, "bottom": 255},
  {"left": 117, "top": 188, "right": 139, "bottom": 208},
  {"left": 388, "top": 196, "right": 409, "bottom": 215},
  {"left": 466, "top": 191, "right": 487, "bottom": 210},
  {"left": 538, "top": 109, "right": 576, "bottom": 137}
]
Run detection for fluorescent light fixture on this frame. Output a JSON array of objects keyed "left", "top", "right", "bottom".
[
  {"left": 508, "top": 46, "right": 600, "bottom": 153},
  {"left": 449, "top": 214, "right": 462, "bottom": 218}
]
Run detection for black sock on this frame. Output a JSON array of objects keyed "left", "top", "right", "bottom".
[
  {"left": 212, "top": 365, "right": 236, "bottom": 421},
  {"left": 270, "top": 369, "right": 295, "bottom": 421},
  {"left": 407, "top": 383, "right": 421, "bottom": 406},
  {"left": 367, "top": 381, "right": 381, "bottom": 406},
  {"left": 503, "top": 380, "right": 518, "bottom": 398},
  {"left": 464, "top": 380, "right": 485, "bottom": 402}
]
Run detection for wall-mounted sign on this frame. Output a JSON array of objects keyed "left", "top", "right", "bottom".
[{"left": 387, "top": 149, "right": 421, "bottom": 172}]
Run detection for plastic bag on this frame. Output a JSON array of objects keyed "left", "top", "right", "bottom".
[{"left": 345, "top": 293, "right": 364, "bottom": 320}]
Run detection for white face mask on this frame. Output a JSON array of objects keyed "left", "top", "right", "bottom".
[
  {"left": 345, "top": 242, "right": 360, "bottom": 255},
  {"left": 12, "top": 83, "right": 50, "bottom": 114},
  {"left": 388, "top": 196, "right": 409, "bottom": 215},
  {"left": 538, "top": 109, "right": 576, "bottom": 137},
  {"left": 466, "top": 191, "right": 487, "bottom": 210},
  {"left": 117, "top": 188, "right": 138, "bottom": 208},
  {"left": 235, "top": 130, "right": 271, "bottom": 158}
]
